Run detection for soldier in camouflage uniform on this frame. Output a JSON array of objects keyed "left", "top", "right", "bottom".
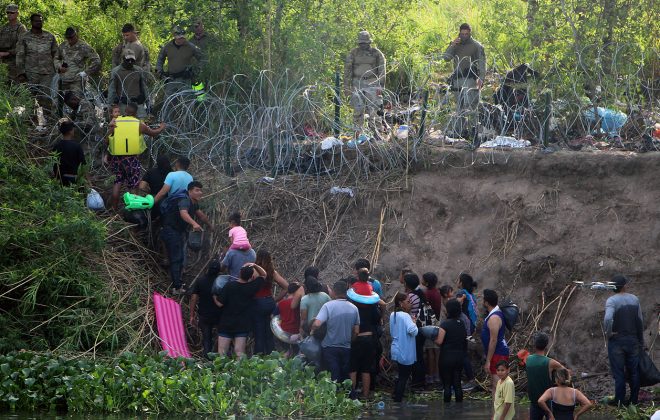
[
  {"left": 111, "top": 23, "right": 150, "bottom": 72},
  {"left": 156, "top": 26, "right": 202, "bottom": 99},
  {"left": 108, "top": 48, "right": 149, "bottom": 118},
  {"left": 0, "top": 4, "right": 26, "bottom": 82},
  {"left": 344, "top": 31, "right": 386, "bottom": 135},
  {"left": 54, "top": 27, "right": 101, "bottom": 93},
  {"left": 15, "top": 13, "right": 57, "bottom": 102}
]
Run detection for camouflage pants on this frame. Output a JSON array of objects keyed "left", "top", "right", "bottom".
[
  {"left": 60, "top": 79, "right": 84, "bottom": 94},
  {"left": 448, "top": 77, "right": 479, "bottom": 137},
  {"left": 1, "top": 59, "right": 19, "bottom": 82},
  {"left": 349, "top": 85, "right": 383, "bottom": 132},
  {"left": 26, "top": 72, "right": 54, "bottom": 109},
  {"left": 164, "top": 77, "right": 191, "bottom": 99}
]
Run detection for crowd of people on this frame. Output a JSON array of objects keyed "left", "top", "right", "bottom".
[{"left": 187, "top": 237, "right": 648, "bottom": 417}]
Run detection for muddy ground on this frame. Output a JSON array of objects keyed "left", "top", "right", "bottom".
[{"left": 196, "top": 148, "right": 660, "bottom": 398}]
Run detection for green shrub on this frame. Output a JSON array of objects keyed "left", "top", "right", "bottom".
[{"left": 0, "top": 351, "right": 361, "bottom": 416}]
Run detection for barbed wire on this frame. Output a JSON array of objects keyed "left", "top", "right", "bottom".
[{"left": 22, "top": 42, "right": 660, "bottom": 183}]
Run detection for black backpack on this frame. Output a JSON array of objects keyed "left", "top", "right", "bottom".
[
  {"left": 500, "top": 300, "right": 520, "bottom": 331},
  {"left": 159, "top": 189, "right": 189, "bottom": 214}
]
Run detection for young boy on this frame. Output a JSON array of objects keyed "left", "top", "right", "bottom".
[{"left": 493, "top": 360, "right": 515, "bottom": 420}]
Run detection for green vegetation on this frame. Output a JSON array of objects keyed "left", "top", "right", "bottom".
[
  {"left": 13, "top": 0, "right": 657, "bottom": 89},
  {"left": 0, "top": 351, "right": 360, "bottom": 416},
  {"left": 0, "top": 69, "right": 142, "bottom": 354}
]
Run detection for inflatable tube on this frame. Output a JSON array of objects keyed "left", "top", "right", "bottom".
[
  {"left": 347, "top": 288, "right": 380, "bottom": 304},
  {"left": 271, "top": 315, "right": 301, "bottom": 344}
]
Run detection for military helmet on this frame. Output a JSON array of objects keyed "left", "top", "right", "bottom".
[
  {"left": 6, "top": 4, "right": 18, "bottom": 12},
  {"left": 357, "top": 31, "right": 372, "bottom": 44}
]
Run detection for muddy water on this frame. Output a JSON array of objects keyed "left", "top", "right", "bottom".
[
  {"left": 0, "top": 402, "right": 607, "bottom": 419},
  {"left": 364, "top": 400, "right": 605, "bottom": 419}
]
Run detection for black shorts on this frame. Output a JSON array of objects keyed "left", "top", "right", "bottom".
[{"left": 350, "top": 335, "right": 380, "bottom": 374}]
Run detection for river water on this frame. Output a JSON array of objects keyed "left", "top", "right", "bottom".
[{"left": 0, "top": 401, "right": 607, "bottom": 419}]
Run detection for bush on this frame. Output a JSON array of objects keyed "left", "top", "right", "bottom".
[{"left": 0, "top": 351, "right": 361, "bottom": 416}]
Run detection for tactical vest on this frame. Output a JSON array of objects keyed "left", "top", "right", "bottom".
[{"left": 108, "top": 116, "right": 146, "bottom": 156}]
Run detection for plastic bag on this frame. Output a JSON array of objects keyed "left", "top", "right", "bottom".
[
  {"left": 86, "top": 188, "right": 105, "bottom": 211},
  {"left": 639, "top": 350, "right": 660, "bottom": 387},
  {"left": 299, "top": 336, "right": 322, "bottom": 367}
]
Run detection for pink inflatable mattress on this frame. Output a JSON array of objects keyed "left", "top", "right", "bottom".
[{"left": 153, "top": 292, "right": 191, "bottom": 358}]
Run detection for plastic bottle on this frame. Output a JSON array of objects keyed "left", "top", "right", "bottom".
[{"left": 376, "top": 401, "right": 385, "bottom": 410}]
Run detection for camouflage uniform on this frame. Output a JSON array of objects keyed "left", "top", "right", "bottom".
[
  {"left": 111, "top": 40, "right": 150, "bottom": 72},
  {"left": 16, "top": 30, "right": 57, "bottom": 97},
  {"left": 156, "top": 37, "right": 202, "bottom": 98},
  {"left": 0, "top": 19, "right": 27, "bottom": 81},
  {"left": 108, "top": 63, "right": 148, "bottom": 119},
  {"left": 344, "top": 31, "right": 386, "bottom": 132},
  {"left": 442, "top": 36, "right": 486, "bottom": 137},
  {"left": 54, "top": 39, "right": 101, "bottom": 93}
]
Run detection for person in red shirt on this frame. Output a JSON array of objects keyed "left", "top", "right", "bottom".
[
  {"left": 352, "top": 268, "right": 374, "bottom": 296},
  {"left": 276, "top": 282, "right": 302, "bottom": 357}
]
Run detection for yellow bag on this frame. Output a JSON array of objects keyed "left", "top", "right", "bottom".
[{"left": 108, "top": 116, "right": 146, "bottom": 156}]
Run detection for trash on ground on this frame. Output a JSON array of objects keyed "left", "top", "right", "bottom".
[
  {"left": 479, "top": 136, "right": 531, "bottom": 148},
  {"left": 320, "top": 136, "right": 342, "bottom": 150},
  {"left": 329, "top": 186, "right": 354, "bottom": 197},
  {"left": 86, "top": 188, "right": 105, "bottom": 211},
  {"left": 582, "top": 107, "right": 628, "bottom": 136},
  {"left": 395, "top": 125, "right": 410, "bottom": 139},
  {"left": 259, "top": 176, "right": 275, "bottom": 184},
  {"left": 346, "top": 134, "right": 369, "bottom": 149}
]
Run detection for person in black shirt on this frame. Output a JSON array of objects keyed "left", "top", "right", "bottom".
[
  {"left": 435, "top": 298, "right": 468, "bottom": 402},
  {"left": 161, "top": 180, "right": 213, "bottom": 294},
  {"left": 214, "top": 263, "right": 267, "bottom": 358},
  {"left": 189, "top": 258, "right": 223, "bottom": 358},
  {"left": 139, "top": 154, "right": 171, "bottom": 218},
  {"left": 52, "top": 119, "right": 86, "bottom": 186}
]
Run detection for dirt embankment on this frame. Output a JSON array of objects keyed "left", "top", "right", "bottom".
[{"left": 225, "top": 149, "right": 659, "bottom": 395}]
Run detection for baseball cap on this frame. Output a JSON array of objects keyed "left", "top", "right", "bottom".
[
  {"left": 173, "top": 26, "right": 185, "bottom": 37},
  {"left": 123, "top": 49, "right": 136, "bottom": 60},
  {"left": 6, "top": 4, "right": 18, "bottom": 12},
  {"left": 611, "top": 274, "right": 629, "bottom": 287}
]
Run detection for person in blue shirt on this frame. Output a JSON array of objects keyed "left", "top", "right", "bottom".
[
  {"left": 390, "top": 291, "right": 418, "bottom": 402},
  {"left": 354, "top": 258, "right": 383, "bottom": 297},
  {"left": 153, "top": 157, "right": 194, "bottom": 203}
]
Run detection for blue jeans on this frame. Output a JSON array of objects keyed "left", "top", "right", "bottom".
[
  {"left": 252, "top": 296, "right": 275, "bottom": 355},
  {"left": 322, "top": 346, "right": 351, "bottom": 383},
  {"left": 161, "top": 226, "right": 185, "bottom": 288},
  {"left": 608, "top": 335, "right": 641, "bottom": 405}
]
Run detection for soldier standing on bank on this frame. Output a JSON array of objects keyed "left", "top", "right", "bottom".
[
  {"left": 108, "top": 48, "right": 149, "bottom": 118},
  {"left": 54, "top": 27, "right": 101, "bottom": 93},
  {"left": 111, "top": 23, "right": 150, "bottom": 72},
  {"left": 15, "top": 13, "right": 57, "bottom": 105},
  {"left": 156, "top": 26, "right": 202, "bottom": 99},
  {"left": 344, "top": 30, "right": 386, "bottom": 137},
  {"left": 441, "top": 23, "right": 486, "bottom": 138},
  {"left": 0, "top": 4, "right": 26, "bottom": 82}
]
